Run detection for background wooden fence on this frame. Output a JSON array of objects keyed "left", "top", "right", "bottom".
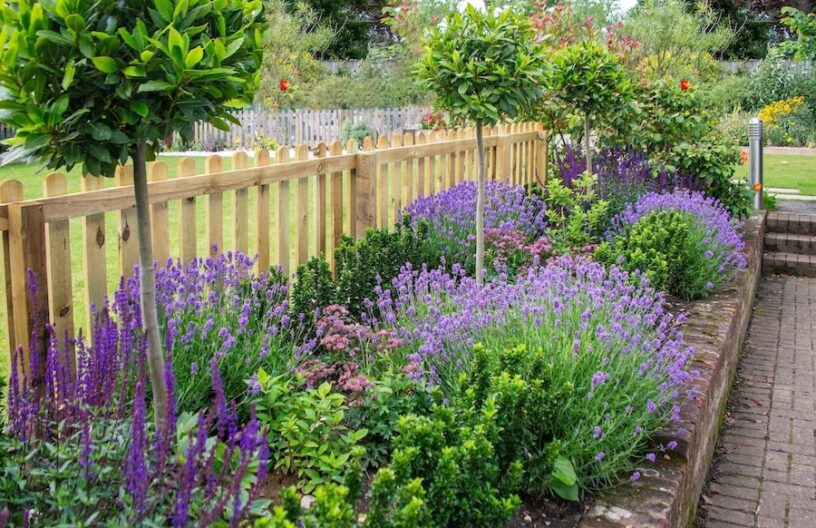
[
  {"left": 192, "top": 106, "right": 429, "bottom": 150},
  {"left": 0, "top": 123, "right": 547, "bottom": 382}
]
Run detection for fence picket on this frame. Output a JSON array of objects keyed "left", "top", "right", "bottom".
[
  {"left": 315, "top": 142, "right": 328, "bottom": 257},
  {"left": 206, "top": 156, "right": 224, "bottom": 256},
  {"left": 232, "top": 151, "right": 249, "bottom": 255},
  {"left": 115, "top": 165, "right": 139, "bottom": 278},
  {"left": 255, "top": 148, "right": 271, "bottom": 272},
  {"left": 149, "top": 162, "right": 171, "bottom": 265},
  {"left": 43, "top": 173, "right": 74, "bottom": 371},
  {"left": 80, "top": 174, "right": 107, "bottom": 330},
  {"left": 296, "top": 145, "right": 310, "bottom": 266},
  {"left": 178, "top": 158, "right": 198, "bottom": 263},
  {"left": 275, "top": 146, "right": 291, "bottom": 277},
  {"left": 1, "top": 179, "right": 23, "bottom": 351}
]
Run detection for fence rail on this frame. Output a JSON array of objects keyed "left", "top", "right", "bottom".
[
  {"left": 192, "top": 106, "right": 430, "bottom": 150},
  {"left": 0, "top": 123, "right": 548, "bottom": 382}
]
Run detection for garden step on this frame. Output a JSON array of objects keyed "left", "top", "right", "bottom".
[
  {"left": 765, "top": 212, "right": 816, "bottom": 235},
  {"left": 762, "top": 251, "right": 816, "bottom": 277},
  {"left": 764, "top": 232, "right": 816, "bottom": 256}
]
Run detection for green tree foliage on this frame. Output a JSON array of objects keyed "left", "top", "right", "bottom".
[
  {"left": 548, "top": 42, "right": 630, "bottom": 173},
  {"left": 0, "top": 0, "right": 265, "bottom": 429},
  {"left": 258, "top": 0, "right": 335, "bottom": 110},
  {"left": 781, "top": 6, "right": 816, "bottom": 60},
  {"left": 625, "top": 0, "right": 735, "bottom": 80},
  {"left": 416, "top": 5, "right": 545, "bottom": 284},
  {"left": 288, "top": 0, "right": 393, "bottom": 59}
]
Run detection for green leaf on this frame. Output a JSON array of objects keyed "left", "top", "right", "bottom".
[
  {"left": 137, "top": 80, "right": 174, "bottom": 93},
  {"left": 130, "top": 100, "right": 149, "bottom": 117},
  {"left": 551, "top": 479, "right": 579, "bottom": 501},
  {"left": 184, "top": 47, "right": 203, "bottom": 68},
  {"left": 61, "top": 62, "right": 76, "bottom": 90},
  {"left": 154, "top": 0, "right": 173, "bottom": 22},
  {"left": 122, "top": 65, "right": 146, "bottom": 77},
  {"left": 91, "top": 56, "right": 118, "bottom": 74},
  {"left": 552, "top": 456, "right": 577, "bottom": 486},
  {"left": 24, "top": 133, "right": 51, "bottom": 152}
]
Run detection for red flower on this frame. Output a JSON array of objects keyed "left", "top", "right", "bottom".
[
  {"left": 680, "top": 79, "right": 690, "bottom": 91},
  {"left": 279, "top": 79, "right": 289, "bottom": 92}
]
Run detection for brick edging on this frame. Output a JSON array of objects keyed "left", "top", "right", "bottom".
[{"left": 580, "top": 210, "right": 767, "bottom": 528}]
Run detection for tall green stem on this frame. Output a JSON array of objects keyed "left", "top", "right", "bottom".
[
  {"left": 584, "top": 112, "right": 592, "bottom": 175},
  {"left": 133, "top": 140, "right": 168, "bottom": 431},
  {"left": 475, "top": 120, "right": 486, "bottom": 286}
]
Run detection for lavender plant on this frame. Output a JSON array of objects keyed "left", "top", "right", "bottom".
[
  {"left": 367, "top": 257, "right": 694, "bottom": 493},
  {"left": 1, "top": 311, "right": 269, "bottom": 526},
  {"left": 404, "top": 181, "right": 547, "bottom": 276},
  {"left": 112, "top": 252, "right": 301, "bottom": 413},
  {"left": 597, "top": 190, "right": 747, "bottom": 299}
]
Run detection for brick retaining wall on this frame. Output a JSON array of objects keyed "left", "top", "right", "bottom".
[{"left": 580, "top": 211, "right": 767, "bottom": 528}]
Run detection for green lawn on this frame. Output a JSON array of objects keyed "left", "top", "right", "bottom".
[
  {"left": 733, "top": 153, "right": 816, "bottom": 196},
  {"left": 0, "top": 154, "right": 352, "bottom": 381}
]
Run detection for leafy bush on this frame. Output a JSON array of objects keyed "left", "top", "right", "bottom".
[
  {"left": 716, "top": 111, "right": 752, "bottom": 147},
  {"left": 597, "top": 190, "right": 747, "bottom": 299},
  {"left": 293, "top": 256, "right": 338, "bottom": 322},
  {"left": 341, "top": 119, "right": 376, "bottom": 147},
  {"left": 374, "top": 395, "right": 522, "bottom": 527},
  {"left": 253, "top": 371, "right": 367, "bottom": 494},
  {"left": 535, "top": 172, "right": 609, "bottom": 254},
  {"left": 113, "top": 253, "right": 300, "bottom": 413},
  {"left": 601, "top": 79, "right": 752, "bottom": 217},
  {"left": 335, "top": 220, "right": 440, "bottom": 317},
  {"left": 369, "top": 257, "right": 693, "bottom": 493},
  {"left": 2, "top": 322, "right": 268, "bottom": 526},
  {"left": 759, "top": 97, "right": 816, "bottom": 147},
  {"left": 404, "top": 181, "right": 547, "bottom": 275}
]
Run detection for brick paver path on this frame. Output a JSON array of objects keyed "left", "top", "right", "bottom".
[{"left": 700, "top": 276, "right": 816, "bottom": 528}]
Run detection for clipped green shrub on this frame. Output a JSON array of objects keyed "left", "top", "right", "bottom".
[
  {"left": 335, "top": 220, "right": 440, "bottom": 316},
  {"left": 341, "top": 119, "right": 376, "bottom": 147},
  {"left": 292, "top": 255, "right": 338, "bottom": 320}
]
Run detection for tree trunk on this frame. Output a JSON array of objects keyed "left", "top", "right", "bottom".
[
  {"left": 133, "top": 141, "right": 169, "bottom": 432},
  {"left": 584, "top": 112, "right": 592, "bottom": 175},
  {"left": 475, "top": 120, "right": 486, "bottom": 286}
]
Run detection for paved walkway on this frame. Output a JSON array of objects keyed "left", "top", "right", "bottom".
[{"left": 699, "top": 276, "right": 816, "bottom": 528}]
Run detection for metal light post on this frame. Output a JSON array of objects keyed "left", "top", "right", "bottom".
[{"left": 748, "top": 117, "right": 764, "bottom": 210}]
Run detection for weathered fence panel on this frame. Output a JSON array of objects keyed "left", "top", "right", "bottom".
[
  {"left": 0, "top": 124, "right": 548, "bottom": 385},
  {"left": 192, "top": 106, "right": 430, "bottom": 150}
]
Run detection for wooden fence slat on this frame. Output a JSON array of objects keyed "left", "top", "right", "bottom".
[
  {"left": 275, "top": 146, "right": 291, "bottom": 278},
  {"left": 149, "top": 162, "right": 170, "bottom": 265},
  {"left": 390, "top": 132, "right": 403, "bottom": 226},
  {"left": 329, "top": 141, "right": 343, "bottom": 270},
  {"left": 403, "top": 132, "right": 415, "bottom": 207},
  {"left": 43, "top": 173, "right": 75, "bottom": 374},
  {"left": 315, "top": 142, "right": 327, "bottom": 257},
  {"left": 255, "top": 148, "right": 271, "bottom": 272},
  {"left": 1, "top": 179, "right": 23, "bottom": 354},
  {"left": 114, "top": 166, "right": 139, "bottom": 279},
  {"left": 7, "top": 202, "right": 49, "bottom": 387},
  {"left": 348, "top": 138, "right": 362, "bottom": 237},
  {"left": 355, "top": 149, "right": 376, "bottom": 238},
  {"left": 81, "top": 175, "right": 107, "bottom": 328},
  {"left": 178, "top": 158, "right": 198, "bottom": 263},
  {"left": 206, "top": 155, "right": 224, "bottom": 257},
  {"left": 376, "top": 135, "right": 389, "bottom": 229},
  {"left": 296, "top": 145, "right": 309, "bottom": 266},
  {"left": 416, "top": 132, "right": 427, "bottom": 198},
  {"left": 232, "top": 151, "right": 249, "bottom": 255}
]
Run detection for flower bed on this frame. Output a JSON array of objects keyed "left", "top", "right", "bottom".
[{"left": 0, "top": 178, "right": 757, "bottom": 527}]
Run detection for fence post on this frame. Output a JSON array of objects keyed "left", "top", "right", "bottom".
[
  {"left": 1, "top": 179, "right": 23, "bottom": 359},
  {"left": 7, "top": 201, "right": 50, "bottom": 391},
  {"left": 354, "top": 149, "right": 377, "bottom": 238}
]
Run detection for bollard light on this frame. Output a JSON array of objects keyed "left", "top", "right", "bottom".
[{"left": 748, "top": 117, "right": 763, "bottom": 210}]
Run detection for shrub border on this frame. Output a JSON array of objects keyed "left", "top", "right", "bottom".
[{"left": 580, "top": 210, "right": 767, "bottom": 527}]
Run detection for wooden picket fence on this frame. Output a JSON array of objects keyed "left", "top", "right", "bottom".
[
  {"left": 192, "top": 106, "right": 429, "bottom": 149},
  {"left": 0, "top": 123, "right": 547, "bottom": 382}
]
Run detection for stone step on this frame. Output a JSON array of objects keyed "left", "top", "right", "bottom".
[
  {"left": 762, "top": 252, "right": 816, "bottom": 277},
  {"left": 764, "top": 232, "right": 816, "bottom": 256},
  {"left": 766, "top": 212, "right": 816, "bottom": 235}
]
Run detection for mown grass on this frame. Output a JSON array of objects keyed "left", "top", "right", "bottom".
[
  {"left": 732, "top": 153, "right": 816, "bottom": 196},
  {"left": 0, "top": 154, "right": 353, "bottom": 380}
]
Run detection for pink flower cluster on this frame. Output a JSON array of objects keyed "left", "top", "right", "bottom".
[{"left": 297, "top": 359, "right": 373, "bottom": 393}]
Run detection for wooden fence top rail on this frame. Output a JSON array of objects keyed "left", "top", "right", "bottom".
[{"left": 0, "top": 127, "right": 545, "bottom": 230}]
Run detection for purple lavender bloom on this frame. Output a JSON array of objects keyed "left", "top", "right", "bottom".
[{"left": 630, "top": 471, "right": 641, "bottom": 482}]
